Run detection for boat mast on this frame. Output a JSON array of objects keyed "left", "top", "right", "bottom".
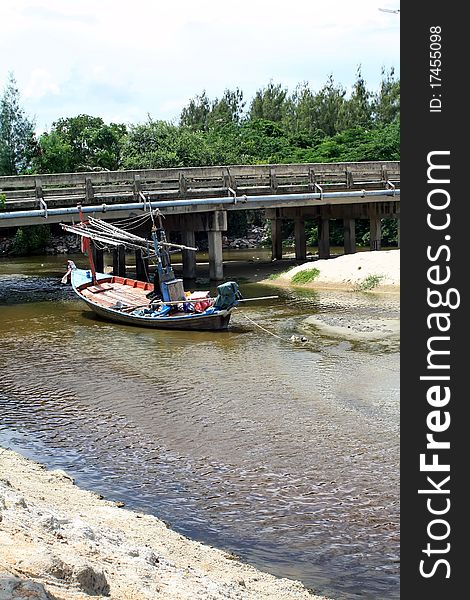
[
  {"left": 151, "top": 211, "right": 177, "bottom": 302},
  {"left": 78, "top": 204, "right": 98, "bottom": 285}
]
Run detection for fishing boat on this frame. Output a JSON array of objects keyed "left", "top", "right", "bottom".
[
  {"left": 63, "top": 264, "right": 239, "bottom": 330},
  {"left": 60, "top": 210, "right": 253, "bottom": 331}
]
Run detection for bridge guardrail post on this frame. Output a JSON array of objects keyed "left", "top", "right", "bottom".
[
  {"left": 85, "top": 177, "right": 94, "bottom": 204},
  {"left": 133, "top": 174, "right": 142, "bottom": 202}
]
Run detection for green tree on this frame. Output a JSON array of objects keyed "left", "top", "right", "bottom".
[
  {"left": 208, "top": 88, "right": 246, "bottom": 128},
  {"left": 120, "top": 118, "right": 216, "bottom": 169},
  {"left": 286, "top": 117, "right": 399, "bottom": 164},
  {"left": 181, "top": 89, "right": 246, "bottom": 131},
  {"left": 238, "top": 119, "right": 291, "bottom": 163},
  {"left": 0, "top": 73, "right": 36, "bottom": 175},
  {"left": 249, "top": 82, "right": 289, "bottom": 123},
  {"left": 179, "top": 91, "right": 211, "bottom": 131},
  {"left": 205, "top": 122, "right": 241, "bottom": 164},
  {"left": 33, "top": 115, "right": 126, "bottom": 173},
  {"left": 338, "top": 66, "right": 373, "bottom": 130},
  {"left": 310, "top": 75, "right": 347, "bottom": 136},
  {"left": 32, "top": 130, "right": 74, "bottom": 173},
  {"left": 285, "top": 82, "right": 319, "bottom": 136},
  {"left": 373, "top": 67, "right": 400, "bottom": 125}
]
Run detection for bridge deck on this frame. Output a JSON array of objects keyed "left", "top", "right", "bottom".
[{"left": 0, "top": 162, "right": 399, "bottom": 225}]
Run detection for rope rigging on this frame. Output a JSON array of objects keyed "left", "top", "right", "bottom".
[{"left": 61, "top": 210, "right": 197, "bottom": 259}]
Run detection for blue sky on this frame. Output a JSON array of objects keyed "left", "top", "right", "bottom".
[{"left": 0, "top": 1, "right": 400, "bottom": 132}]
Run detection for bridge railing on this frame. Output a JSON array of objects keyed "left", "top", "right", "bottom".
[{"left": 0, "top": 161, "right": 400, "bottom": 212}]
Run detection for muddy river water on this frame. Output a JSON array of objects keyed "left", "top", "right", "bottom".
[{"left": 0, "top": 253, "right": 399, "bottom": 600}]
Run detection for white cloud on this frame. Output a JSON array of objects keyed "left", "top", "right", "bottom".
[
  {"left": 23, "top": 68, "right": 60, "bottom": 99},
  {"left": 0, "top": 0, "right": 399, "bottom": 130}
]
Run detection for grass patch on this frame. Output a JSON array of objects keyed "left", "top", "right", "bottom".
[
  {"left": 355, "top": 274, "right": 384, "bottom": 291},
  {"left": 291, "top": 268, "right": 320, "bottom": 285}
]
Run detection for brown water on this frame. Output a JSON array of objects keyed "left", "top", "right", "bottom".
[{"left": 0, "top": 253, "right": 399, "bottom": 600}]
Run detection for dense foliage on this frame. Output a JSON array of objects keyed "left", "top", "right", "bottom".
[
  {"left": 33, "top": 115, "right": 127, "bottom": 173},
  {"left": 0, "top": 67, "right": 399, "bottom": 175},
  {"left": 12, "top": 225, "right": 51, "bottom": 254}
]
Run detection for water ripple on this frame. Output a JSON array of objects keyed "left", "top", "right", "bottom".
[{"left": 0, "top": 271, "right": 399, "bottom": 600}]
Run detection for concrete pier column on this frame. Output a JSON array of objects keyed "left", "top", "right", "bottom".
[
  {"left": 369, "top": 209, "right": 382, "bottom": 251},
  {"left": 135, "top": 250, "right": 149, "bottom": 281},
  {"left": 343, "top": 218, "right": 356, "bottom": 254},
  {"left": 113, "top": 245, "right": 126, "bottom": 276},
  {"left": 205, "top": 210, "right": 227, "bottom": 281},
  {"left": 294, "top": 217, "right": 306, "bottom": 261},
  {"left": 318, "top": 217, "right": 330, "bottom": 259},
  {"left": 91, "top": 245, "right": 104, "bottom": 273},
  {"left": 271, "top": 218, "right": 283, "bottom": 260},
  {"left": 208, "top": 230, "right": 223, "bottom": 280},
  {"left": 181, "top": 230, "right": 197, "bottom": 279}
]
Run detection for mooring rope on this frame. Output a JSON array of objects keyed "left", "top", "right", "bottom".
[{"left": 239, "top": 311, "right": 309, "bottom": 345}]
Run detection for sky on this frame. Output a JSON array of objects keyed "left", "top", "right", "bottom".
[{"left": 0, "top": 0, "right": 400, "bottom": 133}]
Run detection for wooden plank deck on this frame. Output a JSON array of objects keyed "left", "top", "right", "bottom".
[{"left": 81, "top": 282, "right": 150, "bottom": 309}]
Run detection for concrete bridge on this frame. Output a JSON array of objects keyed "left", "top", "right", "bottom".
[{"left": 0, "top": 161, "right": 400, "bottom": 279}]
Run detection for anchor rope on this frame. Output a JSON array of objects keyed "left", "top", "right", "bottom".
[
  {"left": 239, "top": 312, "right": 299, "bottom": 343},
  {"left": 241, "top": 313, "right": 312, "bottom": 345}
]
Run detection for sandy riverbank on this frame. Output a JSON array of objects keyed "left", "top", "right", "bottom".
[
  {"left": 261, "top": 249, "right": 400, "bottom": 292},
  {"left": 259, "top": 250, "right": 400, "bottom": 345},
  {"left": 0, "top": 448, "right": 328, "bottom": 600}
]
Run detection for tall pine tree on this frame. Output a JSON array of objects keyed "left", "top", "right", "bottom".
[{"left": 0, "top": 73, "right": 36, "bottom": 175}]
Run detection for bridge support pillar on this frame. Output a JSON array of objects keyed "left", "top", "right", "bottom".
[
  {"left": 369, "top": 209, "right": 382, "bottom": 251},
  {"left": 318, "top": 217, "right": 330, "bottom": 259},
  {"left": 135, "top": 250, "right": 149, "bottom": 281},
  {"left": 182, "top": 230, "right": 197, "bottom": 279},
  {"left": 208, "top": 230, "right": 223, "bottom": 280},
  {"left": 294, "top": 217, "right": 306, "bottom": 261},
  {"left": 271, "top": 218, "right": 283, "bottom": 260},
  {"left": 113, "top": 245, "right": 126, "bottom": 277},
  {"left": 207, "top": 211, "right": 226, "bottom": 280},
  {"left": 91, "top": 245, "right": 104, "bottom": 273},
  {"left": 343, "top": 218, "right": 356, "bottom": 254}
]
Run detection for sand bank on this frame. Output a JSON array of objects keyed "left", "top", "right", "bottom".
[
  {"left": 0, "top": 448, "right": 327, "bottom": 600},
  {"left": 262, "top": 249, "right": 400, "bottom": 292},
  {"left": 258, "top": 250, "right": 400, "bottom": 345}
]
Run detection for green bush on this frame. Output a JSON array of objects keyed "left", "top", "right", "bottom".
[
  {"left": 0, "top": 193, "right": 6, "bottom": 210},
  {"left": 12, "top": 225, "right": 51, "bottom": 255}
]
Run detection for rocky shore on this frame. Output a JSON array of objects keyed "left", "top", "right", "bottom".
[
  {"left": 0, "top": 448, "right": 327, "bottom": 600},
  {"left": 0, "top": 225, "right": 271, "bottom": 256}
]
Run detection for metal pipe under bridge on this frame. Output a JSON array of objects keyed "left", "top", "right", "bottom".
[{"left": 0, "top": 161, "right": 400, "bottom": 280}]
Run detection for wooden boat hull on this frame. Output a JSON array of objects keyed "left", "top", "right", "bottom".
[
  {"left": 70, "top": 269, "right": 232, "bottom": 331},
  {"left": 87, "top": 302, "right": 232, "bottom": 330}
]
